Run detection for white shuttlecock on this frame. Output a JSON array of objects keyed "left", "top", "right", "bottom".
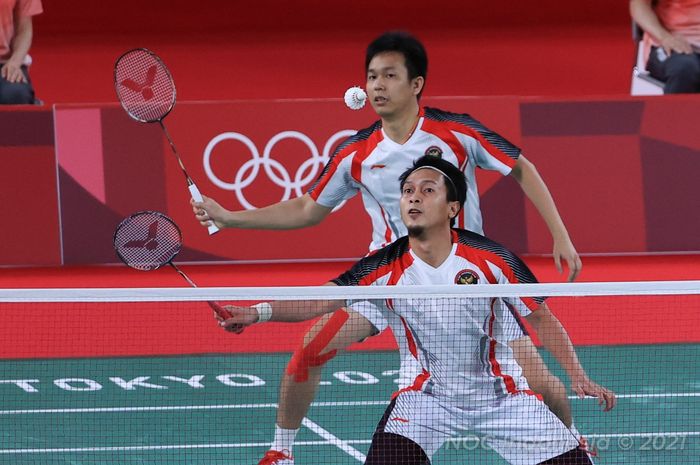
[{"left": 344, "top": 86, "right": 367, "bottom": 110}]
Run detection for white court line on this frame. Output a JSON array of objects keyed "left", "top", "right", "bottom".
[
  {"left": 0, "top": 439, "right": 373, "bottom": 454},
  {"left": 311, "top": 400, "right": 388, "bottom": 407},
  {"left": 4, "top": 433, "right": 700, "bottom": 455},
  {"left": 0, "top": 403, "right": 280, "bottom": 415},
  {"left": 448, "top": 431, "right": 700, "bottom": 442},
  {"left": 565, "top": 392, "right": 700, "bottom": 401},
  {"left": 598, "top": 393, "right": 700, "bottom": 399},
  {"left": 302, "top": 417, "right": 367, "bottom": 463},
  {"left": 588, "top": 432, "right": 700, "bottom": 438},
  {"left": 0, "top": 400, "right": 388, "bottom": 415},
  {"left": 1, "top": 393, "right": 698, "bottom": 456},
  {"left": 1, "top": 393, "right": 696, "bottom": 416}
]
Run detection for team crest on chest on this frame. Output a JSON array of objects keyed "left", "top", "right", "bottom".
[
  {"left": 455, "top": 269, "right": 479, "bottom": 285},
  {"left": 424, "top": 146, "right": 443, "bottom": 158}
]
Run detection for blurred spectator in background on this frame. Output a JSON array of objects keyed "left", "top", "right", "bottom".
[
  {"left": 630, "top": 0, "right": 700, "bottom": 93},
  {"left": 0, "top": 0, "right": 42, "bottom": 104}
]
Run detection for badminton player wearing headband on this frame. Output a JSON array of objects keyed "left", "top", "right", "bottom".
[
  {"left": 220, "top": 155, "right": 615, "bottom": 465},
  {"left": 193, "top": 31, "right": 585, "bottom": 464}
]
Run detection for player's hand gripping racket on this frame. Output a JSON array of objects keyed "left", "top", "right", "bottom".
[
  {"left": 113, "top": 211, "right": 235, "bottom": 326},
  {"left": 114, "top": 48, "right": 219, "bottom": 235}
]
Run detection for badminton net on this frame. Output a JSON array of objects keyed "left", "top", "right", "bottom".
[{"left": 0, "top": 281, "right": 698, "bottom": 465}]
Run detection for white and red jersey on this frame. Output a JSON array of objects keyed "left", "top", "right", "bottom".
[
  {"left": 333, "top": 229, "right": 544, "bottom": 406},
  {"left": 308, "top": 106, "right": 520, "bottom": 252}
]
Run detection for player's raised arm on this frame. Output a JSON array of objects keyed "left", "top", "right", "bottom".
[
  {"left": 191, "top": 193, "right": 332, "bottom": 230},
  {"left": 524, "top": 302, "right": 616, "bottom": 412},
  {"left": 509, "top": 154, "right": 582, "bottom": 281}
]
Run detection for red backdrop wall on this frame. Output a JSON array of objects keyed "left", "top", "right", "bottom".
[
  {"left": 2, "top": 95, "right": 699, "bottom": 266},
  {"left": 31, "top": 0, "right": 634, "bottom": 104}
]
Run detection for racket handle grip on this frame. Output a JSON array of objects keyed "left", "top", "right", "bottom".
[
  {"left": 188, "top": 183, "right": 220, "bottom": 235},
  {"left": 208, "top": 301, "right": 232, "bottom": 320},
  {"left": 209, "top": 301, "right": 246, "bottom": 334}
]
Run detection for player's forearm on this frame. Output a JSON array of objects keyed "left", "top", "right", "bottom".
[
  {"left": 258, "top": 282, "right": 343, "bottom": 322},
  {"left": 630, "top": 0, "right": 671, "bottom": 42},
  {"left": 261, "top": 299, "right": 346, "bottom": 322},
  {"left": 511, "top": 156, "right": 571, "bottom": 243},
  {"left": 223, "top": 194, "right": 331, "bottom": 230},
  {"left": 7, "top": 17, "right": 32, "bottom": 65},
  {"left": 525, "top": 308, "right": 587, "bottom": 381}
]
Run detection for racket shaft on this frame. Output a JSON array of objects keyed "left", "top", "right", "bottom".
[
  {"left": 170, "top": 263, "right": 232, "bottom": 319},
  {"left": 159, "top": 121, "right": 220, "bottom": 236},
  {"left": 160, "top": 121, "right": 191, "bottom": 177}
]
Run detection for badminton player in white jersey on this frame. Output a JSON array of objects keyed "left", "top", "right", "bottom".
[
  {"left": 194, "top": 31, "right": 584, "bottom": 464},
  {"left": 219, "top": 155, "right": 615, "bottom": 465}
]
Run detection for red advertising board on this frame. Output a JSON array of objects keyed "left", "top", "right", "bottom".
[
  {"left": 2, "top": 94, "right": 698, "bottom": 267},
  {"left": 0, "top": 107, "right": 59, "bottom": 266}
]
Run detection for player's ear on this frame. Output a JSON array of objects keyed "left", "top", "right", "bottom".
[
  {"left": 412, "top": 76, "right": 424, "bottom": 96},
  {"left": 447, "top": 201, "right": 460, "bottom": 221}
]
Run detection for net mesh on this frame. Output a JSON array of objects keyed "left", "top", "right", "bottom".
[
  {"left": 114, "top": 48, "right": 176, "bottom": 122},
  {"left": 0, "top": 282, "right": 698, "bottom": 465}
]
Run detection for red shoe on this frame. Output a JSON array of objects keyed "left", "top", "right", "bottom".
[{"left": 258, "top": 449, "right": 294, "bottom": 465}]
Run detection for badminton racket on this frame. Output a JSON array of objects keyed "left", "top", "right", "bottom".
[
  {"left": 113, "top": 211, "right": 233, "bottom": 324},
  {"left": 114, "top": 48, "right": 219, "bottom": 235}
]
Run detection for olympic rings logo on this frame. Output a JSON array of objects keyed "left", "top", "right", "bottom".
[{"left": 203, "top": 130, "right": 356, "bottom": 210}]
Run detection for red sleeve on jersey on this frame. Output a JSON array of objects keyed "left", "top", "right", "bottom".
[
  {"left": 308, "top": 122, "right": 382, "bottom": 201},
  {"left": 453, "top": 229, "right": 543, "bottom": 311},
  {"left": 423, "top": 108, "right": 520, "bottom": 170},
  {"left": 331, "top": 237, "right": 411, "bottom": 286},
  {"left": 350, "top": 129, "right": 383, "bottom": 183},
  {"left": 420, "top": 118, "right": 469, "bottom": 167},
  {"left": 375, "top": 250, "right": 414, "bottom": 286},
  {"left": 308, "top": 143, "right": 356, "bottom": 202}
]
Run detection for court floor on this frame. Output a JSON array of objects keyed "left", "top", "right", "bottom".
[{"left": 1, "top": 345, "right": 698, "bottom": 464}]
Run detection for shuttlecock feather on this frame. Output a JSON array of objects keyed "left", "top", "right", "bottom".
[{"left": 344, "top": 86, "right": 367, "bottom": 110}]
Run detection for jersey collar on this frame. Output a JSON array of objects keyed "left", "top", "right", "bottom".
[{"left": 379, "top": 106, "right": 426, "bottom": 148}]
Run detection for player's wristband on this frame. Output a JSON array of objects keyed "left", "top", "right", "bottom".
[{"left": 253, "top": 302, "right": 273, "bottom": 323}]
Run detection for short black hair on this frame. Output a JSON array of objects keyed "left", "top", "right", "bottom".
[
  {"left": 365, "top": 31, "right": 428, "bottom": 98},
  {"left": 399, "top": 155, "right": 467, "bottom": 226}
]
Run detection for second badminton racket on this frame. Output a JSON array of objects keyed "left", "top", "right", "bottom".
[{"left": 113, "top": 211, "right": 232, "bottom": 323}]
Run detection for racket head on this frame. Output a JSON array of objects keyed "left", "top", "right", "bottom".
[
  {"left": 113, "top": 211, "right": 182, "bottom": 271},
  {"left": 114, "top": 48, "right": 176, "bottom": 123}
]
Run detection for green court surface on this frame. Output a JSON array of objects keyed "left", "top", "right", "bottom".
[{"left": 1, "top": 345, "right": 698, "bottom": 464}]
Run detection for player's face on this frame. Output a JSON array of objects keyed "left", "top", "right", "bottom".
[
  {"left": 366, "top": 52, "right": 423, "bottom": 119},
  {"left": 400, "top": 168, "right": 459, "bottom": 237}
]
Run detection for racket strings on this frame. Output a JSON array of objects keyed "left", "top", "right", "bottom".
[
  {"left": 115, "top": 49, "right": 175, "bottom": 122},
  {"left": 113, "top": 211, "right": 232, "bottom": 320},
  {"left": 114, "top": 213, "right": 182, "bottom": 271}
]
